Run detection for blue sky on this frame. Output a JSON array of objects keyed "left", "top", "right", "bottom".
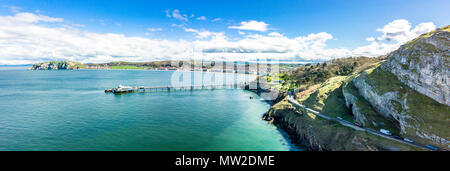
[{"left": 0, "top": 0, "right": 448, "bottom": 64}]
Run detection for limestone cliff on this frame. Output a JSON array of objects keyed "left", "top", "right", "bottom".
[
  {"left": 342, "top": 74, "right": 398, "bottom": 131},
  {"left": 381, "top": 26, "right": 449, "bottom": 105},
  {"left": 350, "top": 65, "right": 449, "bottom": 149},
  {"left": 263, "top": 99, "right": 421, "bottom": 151},
  {"left": 347, "top": 26, "right": 450, "bottom": 149}
]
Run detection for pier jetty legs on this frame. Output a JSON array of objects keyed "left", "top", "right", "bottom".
[{"left": 105, "top": 83, "right": 245, "bottom": 94}]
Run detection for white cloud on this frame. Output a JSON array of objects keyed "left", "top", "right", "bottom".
[
  {"left": 412, "top": 22, "right": 436, "bottom": 35},
  {"left": 373, "top": 19, "right": 435, "bottom": 43},
  {"left": 238, "top": 30, "right": 245, "bottom": 35},
  {"left": 3, "top": 5, "right": 22, "bottom": 13},
  {"left": 0, "top": 12, "right": 438, "bottom": 65},
  {"left": 166, "top": 9, "right": 188, "bottom": 21},
  {"left": 171, "top": 23, "right": 184, "bottom": 28},
  {"left": 353, "top": 19, "right": 436, "bottom": 56},
  {"left": 229, "top": 20, "right": 269, "bottom": 32},
  {"left": 268, "top": 32, "right": 282, "bottom": 37},
  {"left": 212, "top": 18, "right": 222, "bottom": 22},
  {"left": 148, "top": 27, "right": 163, "bottom": 32},
  {"left": 196, "top": 16, "right": 207, "bottom": 20},
  {"left": 0, "top": 12, "right": 192, "bottom": 64},
  {"left": 3, "top": 12, "right": 63, "bottom": 23},
  {"left": 183, "top": 28, "right": 225, "bottom": 39},
  {"left": 365, "top": 37, "right": 375, "bottom": 42}
]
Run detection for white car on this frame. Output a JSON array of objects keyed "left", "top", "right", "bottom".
[
  {"left": 380, "top": 129, "right": 392, "bottom": 136},
  {"left": 403, "top": 138, "right": 414, "bottom": 143}
]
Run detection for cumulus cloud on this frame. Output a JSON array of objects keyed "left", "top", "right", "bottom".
[
  {"left": 3, "top": 5, "right": 22, "bottom": 13},
  {"left": 229, "top": 20, "right": 269, "bottom": 32},
  {"left": 195, "top": 32, "right": 349, "bottom": 61},
  {"left": 3, "top": 12, "right": 63, "bottom": 23},
  {"left": 166, "top": 9, "right": 188, "bottom": 21},
  {"left": 353, "top": 19, "right": 436, "bottom": 56},
  {"left": 183, "top": 28, "right": 225, "bottom": 39},
  {"left": 0, "top": 12, "right": 192, "bottom": 64},
  {"left": 374, "top": 19, "right": 435, "bottom": 43},
  {"left": 0, "top": 12, "right": 438, "bottom": 65}
]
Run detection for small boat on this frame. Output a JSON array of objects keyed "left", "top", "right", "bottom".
[
  {"left": 109, "top": 85, "right": 134, "bottom": 94},
  {"left": 118, "top": 85, "right": 133, "bottom": 89}
]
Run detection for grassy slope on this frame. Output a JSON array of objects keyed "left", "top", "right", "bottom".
[
  {"left": 362, "top": 66, "right": 449, "bottom": 147},
  {"left": 269, "top": 99, "right": 422, "bottom": 151},
  {"left": 297, "top": 76, "right": 352, "bottom": 120},
  {"left": 281, "top": 56, "right": 383, "bottom": 91},
  {"left": 343, "top": 74, "right": 401, "bottom": 135},
  {"left": 293, "top": 72, "right": 401, "bottom": 135},
  {"left": 287, "top": 56, "right": 448, "bottom": 148}
]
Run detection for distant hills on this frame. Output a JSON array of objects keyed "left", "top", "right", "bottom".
[{"left": 28, "top": 61, "right": 176, "bottom": 70}]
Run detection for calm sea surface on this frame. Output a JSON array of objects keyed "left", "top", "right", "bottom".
[{"left": 0, "top": 67, "right": 299, "bottom": 150}]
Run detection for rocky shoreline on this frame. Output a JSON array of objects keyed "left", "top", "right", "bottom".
[{"left": 262, "top": 98, "right": 422, "bottom": 151}]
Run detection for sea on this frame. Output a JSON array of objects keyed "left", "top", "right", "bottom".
[{"left": 0, "top": 66, "right": 300, "bottom": 151}]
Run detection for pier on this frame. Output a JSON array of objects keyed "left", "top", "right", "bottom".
[{"left": 105, "top": 83, "right": 249, "bottom": 94}]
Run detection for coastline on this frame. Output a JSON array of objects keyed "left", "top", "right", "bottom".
[{"left": 244, "top": 89, "right": 302, "bottom": 151}]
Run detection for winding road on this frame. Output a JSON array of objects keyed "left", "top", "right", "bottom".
[{"left": 286, "top": 95, "right": 433, "bottom": 151}]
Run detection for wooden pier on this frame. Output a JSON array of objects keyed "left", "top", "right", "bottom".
[{"left": 105, "top": 83, "right": 248, "bottom": 94}]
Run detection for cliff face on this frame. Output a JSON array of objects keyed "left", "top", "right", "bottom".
[
  {"left": 381, "top": 26, "right": 450, "bottom": 106},
  {"left": 351, "top": 65, "right": 449, "bottom": 150},
  {"left": 341, "top": 74, "right": 398, "bottom": 130},
  {"left": 263, "top": 99, "right": 420, "bottom": 151},
  {"left": 347, "top": 26, "right": 450, "bottom": 149},
  {"left": 29, "top": 61, "right": 84, "bottom": 70}
]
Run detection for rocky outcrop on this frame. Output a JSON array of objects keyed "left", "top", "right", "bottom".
[
  {"left": 351, "top": 66, "right": 449, "bottom": 149},
  {"left": 381, "top": 26, "right": 450, "bottom": 106},
  {"left": 342, "top": 81, "right": 369, "bottom": 126},
  {"left": 352, "top": 71, "right": 404, "bottom": 130},
  {"left": 29, "top": 61, "right": 85, "bottom": 70},
  {"left": 263, "top": 99, "right": 421, "bottom": 151},
  {"left": 347, "top": 26, "right": 450, "bottom": 149}
]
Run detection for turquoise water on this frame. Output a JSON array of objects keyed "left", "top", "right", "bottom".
[{"left": 0, "top": 68, "right": 298, "bottom": 151}]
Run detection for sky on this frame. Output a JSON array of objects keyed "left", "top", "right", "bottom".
[{"left": 0, "top": 0, "right": 448, "bottom": 65}]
